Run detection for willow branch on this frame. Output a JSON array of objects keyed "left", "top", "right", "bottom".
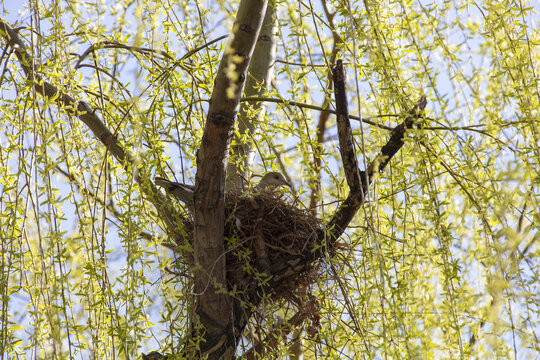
[
  {"left": 0, "top": 20, "right": 183, "bottom": 239},
  {"left": 191, "top": 0, "right": 268, "bottom": 357}
]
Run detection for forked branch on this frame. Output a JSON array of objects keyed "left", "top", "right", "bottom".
[
  {"left": 327, "top": 60, "right": 427, "bottom": 241},
  {"left": 244, "top": 61, "right": 427, "bottom": 359},
  {"left": 268, "top": 60, "right": 426, "bottom": 287}
]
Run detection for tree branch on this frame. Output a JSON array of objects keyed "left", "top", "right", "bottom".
[
  {"left": 267, "top": 61, "right": 426, "bottom": 291},
  {"left": 241, "top": 96, "right": 394, "bottom": 130},
  {"left": 0, "top": 20, "right": 184, "bottom": 242},
  {"left": 327, "top": 60, "right": 427, "bottom": 241},
  {"left": 333, "top": 60, "right": 362, "bottom": 193},
  {"left": 227, "top": 3, "right": 277, "bottom": 190}
]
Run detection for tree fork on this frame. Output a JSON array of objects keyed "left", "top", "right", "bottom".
[
  {"left": 191, "top": 0, "right": 268, "bottom": 358},
  {"left": 267, "top": 60, "right": 426, "bottom": 294}
]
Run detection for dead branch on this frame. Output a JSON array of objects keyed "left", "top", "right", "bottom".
[{"left": 267, "top": 60, "right": 426, "bottom": 290}]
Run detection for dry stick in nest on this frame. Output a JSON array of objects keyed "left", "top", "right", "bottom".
[{"left": 242, "top": 60, "right": 427, "bottom": 357}]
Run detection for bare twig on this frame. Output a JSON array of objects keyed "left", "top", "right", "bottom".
[{"left": 241, "top": 96, "right": 393, "bottom": 130}]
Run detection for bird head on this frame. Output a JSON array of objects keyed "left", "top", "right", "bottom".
[{"left": 256, "top": 171, "right": 291, "bottom": 190}]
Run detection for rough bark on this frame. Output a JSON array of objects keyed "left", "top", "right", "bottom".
[{"left": 191, "top": 0, "right": 268, "bottom": 358}]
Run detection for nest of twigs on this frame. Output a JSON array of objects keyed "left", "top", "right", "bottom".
[
  {"left": 223, "top": 190, "right": 323, "bottom": 301},
  {"left": 180, "top": 190, "right": 324, "bottom": 303}
]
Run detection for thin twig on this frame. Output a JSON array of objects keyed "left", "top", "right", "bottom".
[
  {"left": 242, "top": 96, "right": 393, "bottom": 130},
  {"left": 0, "top": 20, "right": 184, "bottom": 242}
]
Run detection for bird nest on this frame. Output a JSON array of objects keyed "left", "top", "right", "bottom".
[
  {"left": 178, "top": 190, "right": 324, "bottom": 303},
  {"left": 223, "top": 190, "right": 323, "bottom": 301}
]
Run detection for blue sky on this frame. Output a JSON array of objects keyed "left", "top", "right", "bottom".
[{"left": 2, "top": 0, "right": 539, "bottom": 358}]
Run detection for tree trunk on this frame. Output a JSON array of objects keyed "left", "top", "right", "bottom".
[{"left": 191, "top": 0, "right": 268, "bottom": 358}]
